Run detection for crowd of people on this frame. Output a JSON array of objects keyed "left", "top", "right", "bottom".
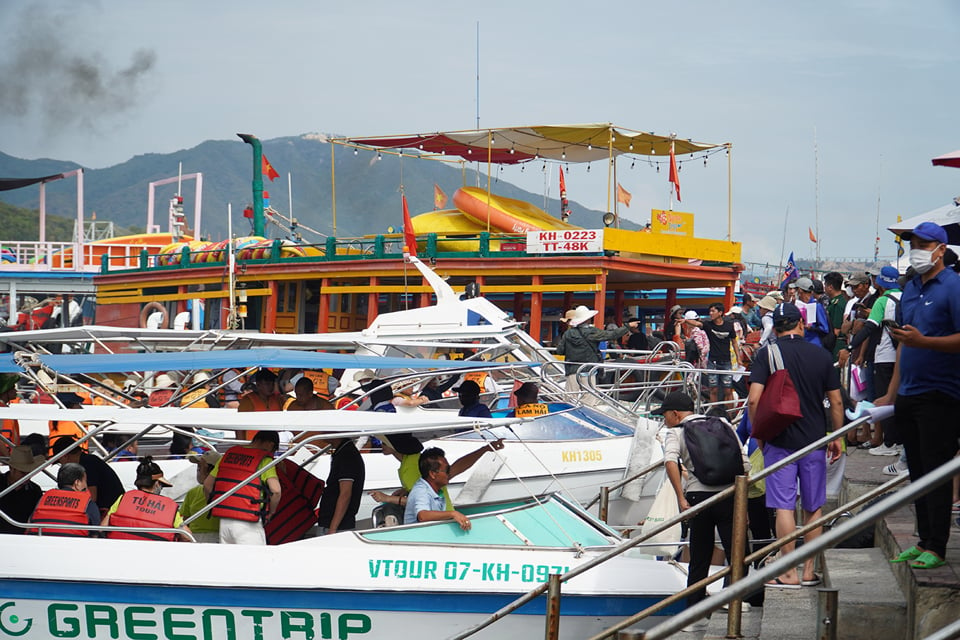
[{"left": 0, "top": 363, "right": 515, "bottom": 543}]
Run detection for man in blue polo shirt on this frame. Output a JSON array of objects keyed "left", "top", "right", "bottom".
[{"left": 877, "top": 221, "right": 960, "bottom": 570}]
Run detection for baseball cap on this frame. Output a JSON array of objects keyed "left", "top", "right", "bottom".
[
  {"left": 772, "top": 302, "right": 803, "bottom": 325},
  {"left": 683, "top": 310, "right": 699, "bottom": 320},
  {"left": 795, "top": 277, "right": 814, "bottom": 292},
  {"left": 901, "top": 221, "right": 948, "bottom": 245},
  {"left": 875, "top": 266, "right": 900, "bottom": 290},
  {"left": 187, "top": 450, "right": 222, "bottom": 466},
  {"left": 452, "top": 379, "right": 481, "bottom": 395},
  {"left": 651, "top": 391, "right": 695, "bottom": 416},
  {"left": 845, "top": 274, "right": 870, "bottom": 287}
]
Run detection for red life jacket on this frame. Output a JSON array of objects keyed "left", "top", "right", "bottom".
[
  {"left": 265, "top": 459, "right": 324, "bottom": 545},
  {"left": 106, "top": 490, "right": 178, "bottom": 541},
  {"left": 210, "top": 446, "right": 270, "bottom": 522},
  {"left": 28, "top": 489, "right": 91, "bottom": 537}
]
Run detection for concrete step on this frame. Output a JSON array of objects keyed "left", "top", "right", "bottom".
[
  {"left": 757, "top": 585, "right": 819, "bottom": 640},
  {"left": 824, "top": 547, "right": 908, "bottom": 639}
]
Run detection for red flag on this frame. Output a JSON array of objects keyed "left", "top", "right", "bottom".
[
  {"left": 616, "top": 183, "right": 632, "bottom": 207},
  {"left": 261, "top": 154, "right": 280, "bottom": 182},
  {"left": 559, "top": 167, "right": 571, "bottom": 220},
  {"left": 809, "top": 227, "right": 818, "bottom": 243},
  {"left": 669, "top": 141, "right": 681, "bottom": 201},
  {"left": 433, "top": 184, "right": 448, "bottom": 209},
  {"left": 402, "top": 194, "right": 417, "bottom": 256}
]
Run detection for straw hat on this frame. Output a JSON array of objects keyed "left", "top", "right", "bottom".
[
  {"left": 7, "top": 446, "right": 44, "bottom": 473},
  {"left": 567, "top": 305, "right": 599, "bottom": 327},
  {"left": 154, "top": 374, "right": 176, "bottom": 389}
]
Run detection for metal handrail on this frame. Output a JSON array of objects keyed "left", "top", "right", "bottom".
[
  {"left": 449, "top": 413, "right": 871, "bottom": 640},
  {"left": 584, "top": 459, "right": 664, "bottom": 509},
  {"left": 625, "top": 452, "right": 960, "bottom": 640}
]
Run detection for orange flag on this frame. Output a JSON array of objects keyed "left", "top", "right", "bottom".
[
  {"left": 616, "top": 183, "right": 632, "bottom": 207},
  {"left": 669, "top": 141, "right": 681, "bottom": 201},
  {"left": 402, "top": 195, "right": 417, "bottom": 256},
  {"left": 262, "top": 153, "right": 280, "bottom": 182},
  {"left": 808, "top": 227, "right": 818, "bottom": 243},
  {"left": 433, "top": 184, "right": 448, "bottom": 210}
]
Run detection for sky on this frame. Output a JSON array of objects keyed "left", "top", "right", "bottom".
[{"left": 1, "top": 0, "right": 959, "bottom": 266}]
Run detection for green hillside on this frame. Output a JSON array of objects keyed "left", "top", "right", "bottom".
[
  {"left": 0, "top": 135, "right": 620, "bottom": 243},
  {"left": 0, "top": 200, "right": 79, "bottom": 242}
]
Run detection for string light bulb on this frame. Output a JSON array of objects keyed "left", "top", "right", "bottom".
[
  {"left": 377, "top": 152, "right": 382, "bottom": 160},
  {"left": 629, "top": 143, "right": 634, "bottom": 151},
  {"left": 353, "top": 148, "right": 358, "bottom": 156},
  {"left": 561, "top": 149, "right": 566, "bottom": 160},
  {"left": 587, "top": 144, "right": 593, "bottom": 151}
]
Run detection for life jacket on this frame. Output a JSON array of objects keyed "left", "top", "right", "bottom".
[
  {"left": 237, "top": 392, "right": 283, "bottom": 440},
  {"left": 462, "top": 371, "right": 489, "bottom": 389},
  {"left": 265, "top": 459, "right": 325, "bottom": 545},
  {"left": 48, "top": 420, "right": 84, "bottom": 456},
  {"left": 210, "top": 446, "right": 270, "bottom": 522},
  {"left": 106, "top": 490, "right": 178, "bottom": 541},
  {"left": 515, "top": 402, "right": 549, "bottom": 417},
  {"left": 303, "top": 370, "right": 332, "bottom": 400},
  {"left": 179, "top": 388, "right": 210, "bottom": 409},
  {"left": 334, "top": 396, "right": 359, "bottom": 411},
  {"left": 28, "top": 489, "right": 91, "bottom": 537},
  {"left": 0, "top": 400, "right": 19, "bottom": 453},
  {"left": 148, "top": 389, "right": 175, "bottom": 407}
]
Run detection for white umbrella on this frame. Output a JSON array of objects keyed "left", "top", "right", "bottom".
[{"left": 887, "top": 200, "right": 960, "bottom": 246}]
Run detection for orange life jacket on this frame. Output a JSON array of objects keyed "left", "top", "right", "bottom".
[
  {"left": 0, "top": 400, "right": 19, "bottom": 453},
  {"left": 48, "top": 420, "right": 84, "bottom": 456},
  {"left": 28, "top": 489, "right": 91, "bottom": 537},
  {"left": 303, "top": 370, "right": 331, "bottom": 400},
  {"left": 237, "top": 392, "right": 283, "bottom": 439},
  {"left": 106, "top": 490, "right": 178, "bottom": 541},
  {"left": 462, "top": 371, "right": 489, "bottom": 389},
  {"left": 210, "top": 446, "right": 270, "bottom": 522},
  {"left": 179, "top": 388, "right": 210, "bottom": 408},
  {"left": 515, "top": 402, "right": 549, "bottom": 417}
]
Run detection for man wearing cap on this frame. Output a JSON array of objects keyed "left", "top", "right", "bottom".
[
  {"left": 838, "top": 274, "right": 872, "bottom": 369},
  {"left": 877, "top": 221, "right": 960, "bottom": 570},
  {"left": 555, "top": 305, "right": 638, "bottom": 400},
  {"left": 794, "top": 277, "right": 831, "bottom": 348},
  {"left": 677, "top": 310, "right": 709, "bottom": 369},
  {"left": 846, "top": 265, "right": 902, "bottom": 453},
  {"left": 180, "top": 451, "right": 222, "bottom": 543},
  {"left": 51, "top": 435, "right": 124, "bottom": 517},
  {"left": 741, "top": 293, "right": 761, "bottom": 331},
  {"left": 657, "top": 391, "right": 757, "bottom": 610},
  {"left": 748, "top": 302, "right": 843, "bottom": 587},
  {"left": 205, "top": 431, "right": 282, "bottom": 544},
  {"left": 103, "top": 456, "right": 191, "bottom": 542},
  {"left": 0, "top": 374, "right": 21, "bottom": 456},
  {"left": 454, "top": 380, "right": 493, "bottom": 418},
  {"left": 0, "top": 445, "right": 44, "bottom": 534}
]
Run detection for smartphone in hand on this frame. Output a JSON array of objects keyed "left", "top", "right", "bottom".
[{"left": 881, "top": 319, "right": 901, "bottom": 330}]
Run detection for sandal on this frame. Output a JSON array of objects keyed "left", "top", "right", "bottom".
[
  {"left": 890, "top": 546, "right": 924, "bottom": 563},
  {"left": 800, "top": 573, "right": 822, "bottom": 587},
  {"left": 765, "top": 577, "right": 800, "bottom": 589},
  {"left": 910, "top": 551, "right": 946, "bottom": 570}
]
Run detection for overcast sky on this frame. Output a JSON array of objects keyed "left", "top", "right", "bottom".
[{"left": 1, "top": 0, "right": 958, "bottom": 265}]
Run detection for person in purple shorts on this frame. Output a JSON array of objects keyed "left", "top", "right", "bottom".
[{"left": 747, "top": 302, "right": 843, "bottom": 588}]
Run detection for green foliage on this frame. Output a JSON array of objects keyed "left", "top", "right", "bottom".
[{"left": 0, "top": 200, "right": 77, "bottom": 242}]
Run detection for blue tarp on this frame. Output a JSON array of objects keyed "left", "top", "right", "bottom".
[{"left": 1, "top": 348, "right": 506, "bottom": 375}]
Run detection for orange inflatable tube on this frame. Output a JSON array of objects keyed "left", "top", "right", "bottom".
[{"left": 453, "top": 186, "right": 580, "bottom": 234}]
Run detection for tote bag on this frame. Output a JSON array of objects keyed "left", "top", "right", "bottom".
[
  {"left": 638, "top": 478, "right": 682, "bottom": 557},
  {"left": 751, "top": 343, "right": 803, "bottom": 441}
]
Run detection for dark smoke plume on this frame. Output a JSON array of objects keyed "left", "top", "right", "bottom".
[{"left": 0, "top": 3, "right": 157, "bottom": 132}]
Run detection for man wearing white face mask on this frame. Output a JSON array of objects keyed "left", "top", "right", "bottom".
[{"left": 876, "top": 221, "right": 960, "bottom": 571}]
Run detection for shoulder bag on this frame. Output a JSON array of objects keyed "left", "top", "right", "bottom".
[{"left": 750, "top": 343, "right": 803, "bottom": 441}]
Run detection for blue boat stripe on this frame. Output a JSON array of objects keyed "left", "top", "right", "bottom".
[{"left": 1, "top": 579, "right": 686, "bottom": 617}]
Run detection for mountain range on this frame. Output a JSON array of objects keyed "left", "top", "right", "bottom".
[{"left": 0, "top": 134, "right": 618, "bottom": 242}]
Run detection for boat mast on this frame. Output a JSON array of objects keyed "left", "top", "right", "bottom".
[{"left": 814, "top": 127, "right": 821, "bottom": 265}]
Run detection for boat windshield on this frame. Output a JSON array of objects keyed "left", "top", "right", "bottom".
[
  {"left": 359, "top": 495, "right": 616, "bottom": 547},
  {"left": 443, "top": 405, "right": 634, "bottom": 441}
]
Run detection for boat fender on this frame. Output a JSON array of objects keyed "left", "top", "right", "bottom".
[{"left": 139, "top": 302, "right": 168, "bottom": 329}]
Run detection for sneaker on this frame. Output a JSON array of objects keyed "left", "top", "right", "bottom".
[
  {"left": 721, "top": 601, "right": 752, "bottom": 612},
  {"left": 869, "top": 443, "right": 903, "bottom": 456},
  {"left": 882, "top": 460, "right": 909, "bottom": 476}
]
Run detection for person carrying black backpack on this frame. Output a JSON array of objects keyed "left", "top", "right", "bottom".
[{"left": 657, "top": 391, "right": 762, "bottom": 618}]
